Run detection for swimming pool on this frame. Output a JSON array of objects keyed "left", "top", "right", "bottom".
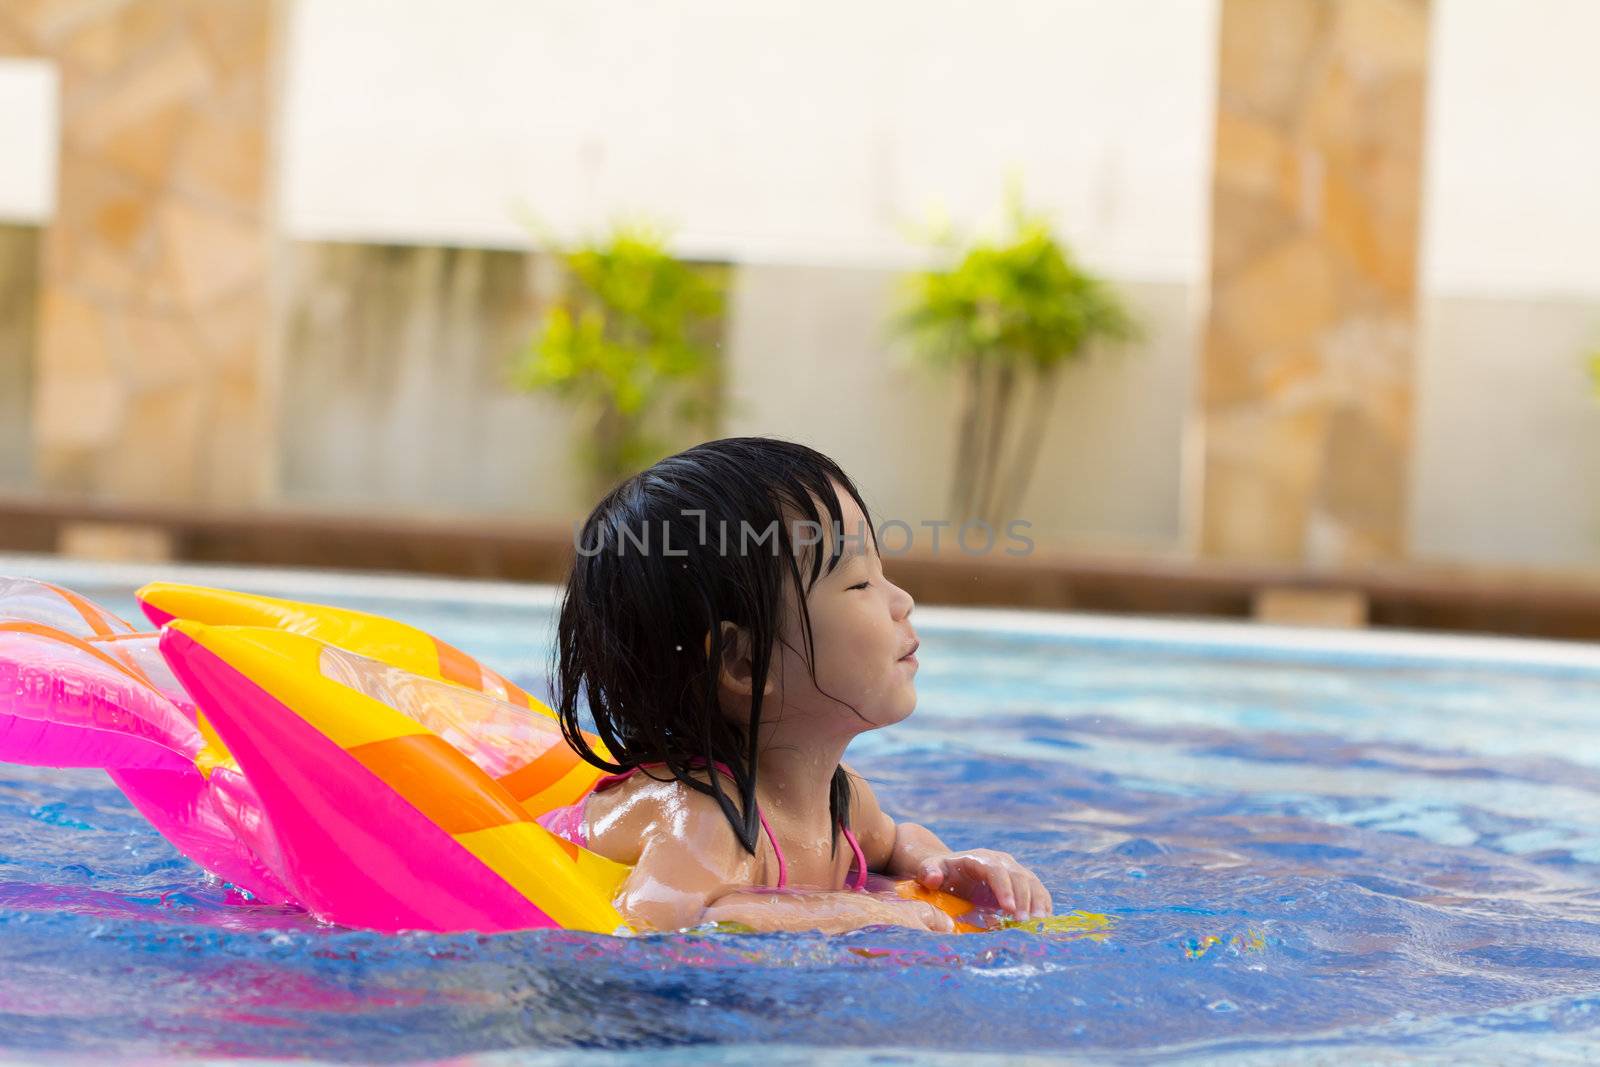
[{"left": 3, "top": 555, "right": 1599, "bottom": 1064}]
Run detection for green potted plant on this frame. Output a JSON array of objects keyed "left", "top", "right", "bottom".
[
  {"left": 895, "top": 189, "right": 1140, "bottom": 526},
  {"left": 515, "top": 223, "right": 725, "bottom": 498}
]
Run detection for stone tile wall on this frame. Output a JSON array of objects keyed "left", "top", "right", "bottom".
[
  {"left": 0, "top": 0, "right": 279, "bottom": 505},
  {"left": 1200, "top": 0, "right": 1430, "bottom": 563}
]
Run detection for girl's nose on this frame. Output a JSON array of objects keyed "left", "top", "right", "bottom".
[{"left": 891, "top": 581, "right": 914, "bottom": 620}]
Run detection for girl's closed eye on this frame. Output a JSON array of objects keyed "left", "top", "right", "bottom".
[{"left": 848, "top": 580, "right": 870, "bottom": 591}]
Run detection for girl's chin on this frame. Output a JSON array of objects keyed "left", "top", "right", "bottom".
[
  {"left": 883, "top": 690, "right": 917, "bottom": 724},
  {"left": 855, "top": 698, "right": 916, "bottom": 732}
]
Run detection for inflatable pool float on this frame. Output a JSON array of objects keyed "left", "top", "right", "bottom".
[{"left": 0, "top": 578, "right": 986, "bottom": 935}]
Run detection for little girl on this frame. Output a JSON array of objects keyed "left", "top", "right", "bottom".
[{"left": 536, "top": 437, "right": 1052, "bottom": 933}]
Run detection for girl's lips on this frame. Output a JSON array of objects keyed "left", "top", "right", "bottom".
[{"left": 898, "top": 639, "right": 920, "bottom": 661}]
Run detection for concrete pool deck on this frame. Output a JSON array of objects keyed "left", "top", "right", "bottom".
[
  {"left": 6, "top": 551, "right": 1599, "bottom": 676},
  {"left": 3, "top": 494, "right": 1600, "bottom": 642}
]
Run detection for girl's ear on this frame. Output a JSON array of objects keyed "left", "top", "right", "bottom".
[{"left": 714, "top": 621, "right": 777, "bottom": 699}]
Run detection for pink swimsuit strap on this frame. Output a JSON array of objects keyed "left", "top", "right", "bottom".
[{"left": 594, "top": 760, "right": 869, "bottom": 891}]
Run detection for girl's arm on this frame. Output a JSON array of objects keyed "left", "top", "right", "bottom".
[
  {"left": 844, "top": 763, "right": 1054, "bottom": 920},
  {"left": 701, "top": 888, "right": 956, "bottom": 934},
  {"left": 596, "top": 780, "right": 957, "bottom": 934}
]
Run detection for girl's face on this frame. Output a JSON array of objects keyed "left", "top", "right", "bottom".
[{"left": 767, "top": 484, "right": 919, "bottom": 737}]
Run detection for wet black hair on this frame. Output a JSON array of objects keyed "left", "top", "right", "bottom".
[{"left": 549, "top": 436, "right": 880, "bottom": 859}]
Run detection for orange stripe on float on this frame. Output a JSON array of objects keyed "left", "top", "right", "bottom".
[
  {"left": 520, "top": 763, "right": 602, "bottom": 817},
  {"left": 345, "top": 733, "right": 527, "bottom": 835},
  {"left": 41, "top": 582, "right": 121, "bottom": 638},
  {"left": 0, "top": 621, "right": 157, "bottom": 688},
  {"left": 496, "top": 740, "right": 583, "bottom": 803},
  {"left": 431, "top": 637, "right": 485, "bottom": 691}
]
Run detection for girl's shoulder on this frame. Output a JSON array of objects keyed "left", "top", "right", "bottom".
[
  {"left": 583, "top": 767, "right": 766, "bottom": 879},
  {"left": 840, "top": 761, "right": 897, "bottom": 866}
]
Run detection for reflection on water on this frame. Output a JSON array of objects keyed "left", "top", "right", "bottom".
[{"left": 2, "top": 581, "right": 1599, "bottom": 1063}]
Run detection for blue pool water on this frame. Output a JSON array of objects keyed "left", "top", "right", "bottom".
[{"left": 2, "top": 559, "right": 1599, "bottom": 1064}]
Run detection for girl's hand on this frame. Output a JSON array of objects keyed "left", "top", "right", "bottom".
[{"left": 914, "top": 849, "right": 1053, "bottom": 920}]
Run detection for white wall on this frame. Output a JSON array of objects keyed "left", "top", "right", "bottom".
[
  {"left": 1421, "top": 0, "right": 1600, "bottom": 298},
  {"left": 723, "top": 268, "right": 1197, "bottom": 550},
  {"left": 1409, "top": 0, "right": 1600, "bottom": 569},
  {"left": 0, "top": 59, "right": 53, "bottom": 490},
  {"left": 0, "top": 59, "right": 57, "bottom": 224},
  {"left": 275, "top": 0, "right": 1218, "bottom": 550},
  {"left": 1410, "top": 297, "right": 1600, "bottom": 568},
  {"left": 280, "top": 0, "right": 1218, "bottom": 283}
]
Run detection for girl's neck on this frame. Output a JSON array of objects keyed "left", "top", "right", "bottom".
[{"left": 750, "top": 724, "right": 853, "bottom": 831}]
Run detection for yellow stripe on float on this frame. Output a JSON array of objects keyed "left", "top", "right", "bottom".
[
  {"left": 144, "top": 584, "right": 445, "bottom": 678},
  {"left": 191, "top": 710, "right": 239, "bottom": 778},
  {"left": 140, "top": 584, "right": 564, "bottom": 716},
  {"left": 452, "top": 821, "right": 630, "bottom": 934},
  {"left": 171, "top": 622, "right": 432, "bottom": 751}
]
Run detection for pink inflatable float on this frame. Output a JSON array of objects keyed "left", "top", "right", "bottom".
[{"left": 0, "top": 578, "right": 996, "bottom": 935}]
